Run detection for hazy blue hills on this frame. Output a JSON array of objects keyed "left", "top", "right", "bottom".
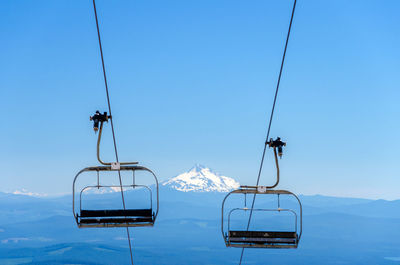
[
  {"left": 0, "top": 187, "right": 399, "bottom": 265},
  {"left": 0, "top": 166, "right": 399, "bottom": 264}
]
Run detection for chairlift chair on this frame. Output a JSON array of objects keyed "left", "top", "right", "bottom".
[
  {"left": 221, "top": 138, "right": 302, "bottom": 248},
  {"left": 72, "top": 111, "right": 159, "bottom": 228},
  {"left": 222, "top": 186, "right": 302, "bottom": 248}
]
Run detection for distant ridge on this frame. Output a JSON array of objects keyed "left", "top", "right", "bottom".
[
  {"left": 11, "top": 189, "right": 47, "bottom": 198},
  {"left": 162, "top": 164, "right": 240, "bottom": 192}
]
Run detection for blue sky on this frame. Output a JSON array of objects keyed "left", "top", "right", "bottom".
[{"left": 0, "top": 0, "right": 399, "bottom": 199}]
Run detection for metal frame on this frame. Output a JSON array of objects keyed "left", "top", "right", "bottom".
[
  {"left": 73, "top": 165, "right": 159, "bottom": 228},
  {"left": 221, "top": 186, "right": 302, "bottom": 248}
]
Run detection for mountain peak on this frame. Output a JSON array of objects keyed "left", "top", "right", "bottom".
[
  {"left": 189, "top": 164, "right": 207, "bottom": 171},
  {"left": 162, "top": 165, "right": 240, "bottom": 192}
]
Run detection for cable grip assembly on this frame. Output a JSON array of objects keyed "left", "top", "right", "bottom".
[
  {"left": 267, "top": 137, "right": 286, "bottom": 158},
  {"left": 90, "top": 111, "right": 111, "bottom": 133}
]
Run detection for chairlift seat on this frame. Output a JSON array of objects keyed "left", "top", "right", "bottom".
[
  {"left": 80, "top": 217, "right": 153, "bottom": 224},
  {"left": 229, "top": 230, "right": 297, "bottom": 246},
  {"left": 77, "top": 208, "right": 154, "bottom": 227},
  {"left": 80, "top": 209, "right": 152, "bottom": 218}
]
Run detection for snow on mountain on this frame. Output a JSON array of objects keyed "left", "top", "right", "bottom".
[
  {"left": 83, "top": 186, "right": 122, "bottom": 194},
  {"left": 12, "top": 189, "right": 48, "bottom": 197},
  {"left": 162, "top": 164, "right": 240, "bottom": 192}
]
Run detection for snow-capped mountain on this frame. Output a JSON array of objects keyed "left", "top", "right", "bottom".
[{"left": 162, "top": 164, "right": 240, "bottom": 192}]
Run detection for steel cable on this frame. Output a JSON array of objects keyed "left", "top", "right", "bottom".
[
  {"left": 238, "top": 1, "right": 297, "bottom": 264},
  {"left": 92, "top": 0, "right": 134, "bottom": 264}
]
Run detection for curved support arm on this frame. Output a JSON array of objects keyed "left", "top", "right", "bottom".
[
  {"left": 266, "top": 147, "right": 280, "bottom": 189},
  {"left": 97, "top": 121, "right": 138, "bottom": 165}
]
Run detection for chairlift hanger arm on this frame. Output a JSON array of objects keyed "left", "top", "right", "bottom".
[
  {"left": 91, "top": 111, "right": 138, "bottom": 166},
  {"left": 269, "top": 146, "right": 280, "bottom": 189},
  {"left": 257, "top": 137, "right": 286, "bottom": 189}
]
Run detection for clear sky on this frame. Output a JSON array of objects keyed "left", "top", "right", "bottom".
[{"left": 1, "top": 0, "right": 399, "bottom": 199}]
